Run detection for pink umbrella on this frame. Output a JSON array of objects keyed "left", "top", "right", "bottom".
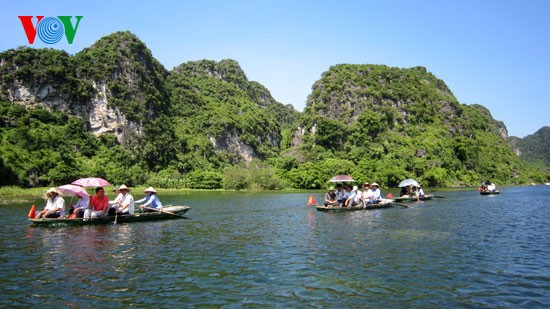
[
  {"left": 71, "top": 177, "right": 111, "bottom": 187},
  {"left": 58, "top": 184, "right": 89, "bottom": 197}
]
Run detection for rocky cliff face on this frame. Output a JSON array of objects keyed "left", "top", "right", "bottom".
[
  {"left": 167, "top": 58, "right": 295, "bottom": 163},
  {"left": 292, "top": 64, "right": 512, "bottom": 146},
  {"left": 0, "top": 32, "right": 295, "bottom": 164},
  {"left": 0, "top": 33, "right": 164, "bottom": 146}
]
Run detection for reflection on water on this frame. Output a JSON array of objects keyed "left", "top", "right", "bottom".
[{"left": 1, "top": 187, "right": 549, "bottom": 307}]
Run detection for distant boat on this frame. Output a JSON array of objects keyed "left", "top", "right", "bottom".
[
  {"left": 393, "top": 194, "right": 433, "bottom": 202},
  {"left": 545, "top": 183, "right": 550, "bottom": 186},
  {"left": 480, "top": 190, "right": 500, "bottom": 195}
]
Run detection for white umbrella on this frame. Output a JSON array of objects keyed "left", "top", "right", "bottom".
[{"left": 398, "top": 179, "right": 418, "bottom": 187}]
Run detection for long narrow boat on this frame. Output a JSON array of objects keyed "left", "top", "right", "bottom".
[
  {"left": 29, "top": 206, "right": 190, "bottom": 227},
  {"left": 480, "top": 190, "right": 500, "bottom": 195},
  {"left": 315, "top": 199, "right": 394, "bottom": 212},
  {"left": 393, "top": 194, "right": 433, "bottom": 202}
]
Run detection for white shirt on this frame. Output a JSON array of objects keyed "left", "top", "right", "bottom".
[
  {"left": 73, "top": 196, "right": 90, "bottom": 210},
  {"left": 371, "top": 188, "right": 381, "bottom": 200},
  {"left": 45, "top": 196, "right": 65, "bottom": 216},
  {"left": 109, "top": 193, "right": 123, "bottom": 206},
  {"left": 119, "top": 193, "right": 134, "bottom": 214},
  {"left": 336, "top": 189, "right": 346, "bottom": 200},
  {"left": 362, "top": 189, "right": 373, "bottom": 200}
]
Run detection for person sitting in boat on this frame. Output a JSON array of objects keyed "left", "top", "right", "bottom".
[
  {"left": 411, "top": 186, "right": 418, "bottom": 197},
  {"left": 108, "top": 186, "right": 122, "bottom": 216},
  {"left": 83, "top": 187, "right": 109, "bottom": 220},
  {"left": 416, "top": 184, "right": 425, "bottom": 202},
  {"left": 400, "top": 186, "right": 410, "bottom": 197},
  {"left": 362, "top": 182, "right": 373, "bottom": 206},
  {"left": 345, "top": 185, "right": 360, "bottom": 207},
  {"left": 487, "top": 183, "right": 496, "bottom": 192},
  {"left": 36, "top": 187, "right": 65, "bottom": 219},
  {"left": 479, "top": 181, "right": 488, "bottom": 192},
  {"left": 335, "top": 184, "right": 347, "bottom": 206},
  {"left": 115, "top": 184, "right": 134, "bottom": 215},
  {"left": 324, "top": 187, "right": 338, "bottom": 207},
  {"left": 370, "top": 183, "right": 382, "bottom": 203},
  {"left": 416, "top": 185, "right": 425, "bottom": 197},
  {"left": 69, "top": 193, "right": 89, "bottom": 218},
  {"left": 136, "top": 186, "right": 162, "bottom": 212}
]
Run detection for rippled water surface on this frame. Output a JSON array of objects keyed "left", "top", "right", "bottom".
[{"left": 1, "top": 186, "right": 549, "bottom": 307}]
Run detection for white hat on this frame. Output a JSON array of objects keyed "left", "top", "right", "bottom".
[
  {"left": 144, "top": 186, "right": 157, "bottom": 194},
  {"left": 371, "top": 182, "right": 379, "bottom": 187},
  {"left": 47, "top": 187, "right": 60, "bottom": 195},
  {"left": 353, "top": 185, "right": 358, "bottom": 191},
  {"left": 118, "top": 184, "right": 130, "bottom": 191}
]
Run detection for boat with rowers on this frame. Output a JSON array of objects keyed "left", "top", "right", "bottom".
[
  {"left": 393, "top": 194, "right": 433, "bottom": 202},
  {"left": 29, "top": 205, "right": 190, "bottom": 227},
  {"left": 480, "top": 190, "right": 500, "bottom": 195},
  {"left": 315, "top": 199, "right": 395, "bottom": 212}
]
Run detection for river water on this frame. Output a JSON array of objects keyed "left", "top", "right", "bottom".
[{"left": 0, "top": 186, "right": 549, "bottom": 307}]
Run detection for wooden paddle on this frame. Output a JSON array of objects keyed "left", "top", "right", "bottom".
[
  {"left": 390, "top": 202, "right": 410, "bottom": 208},
  {"left": 143, "top": 206, "right": 190, "bottom": 219}
]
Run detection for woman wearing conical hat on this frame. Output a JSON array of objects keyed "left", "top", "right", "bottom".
[{"left": 135, "top": 187, "right": 163, "bottom": 212}]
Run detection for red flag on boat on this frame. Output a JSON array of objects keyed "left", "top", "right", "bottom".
[
  {"left": 386, "top": 192, "right": 393, "bottom": 198},
  {"left": 307, "top": 195, "right": 317, "bottom": 206},
  {"left": 28, "top": 204, "right": 36, "bottom": 218}
]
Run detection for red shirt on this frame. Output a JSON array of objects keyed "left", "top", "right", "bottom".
[{"left": 90, "top": 195, "right": 109, "bottom": 211}]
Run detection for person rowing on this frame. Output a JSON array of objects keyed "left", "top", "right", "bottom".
[{"left": 136, "top": 187, "right": 163, "bottom": 212}]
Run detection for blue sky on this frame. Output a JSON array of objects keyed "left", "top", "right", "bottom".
[{"left": 2, "top": 0, "right": 548, "bottom": 137}]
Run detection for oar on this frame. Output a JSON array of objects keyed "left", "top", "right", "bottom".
[
  {"left": 143, "top": 206, "right": 190, "bottom": 219},
  {"left": 391, "top": 202, "right": 409, "bottom": 208},
  {"left": 432, "top": 195, "right": 446, "bottom": 198}
]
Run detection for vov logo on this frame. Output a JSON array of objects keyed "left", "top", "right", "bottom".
[{"left": 18, "top": 16, "right": 83, "bottom": 44}]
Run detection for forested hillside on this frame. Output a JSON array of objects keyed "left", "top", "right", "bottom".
[
  {"left": 509, "top": 127, "right": 550, "bottom": 170},
  {"left": 282, "top": 64, "right": 545, "bottom": 187},
  {"left": 0, "top": 31, "right": 547, "bottom": 189}
]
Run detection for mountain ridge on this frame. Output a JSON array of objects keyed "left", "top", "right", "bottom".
[{"left": 0, "top": 31, "right": 547, "bottom": 188}]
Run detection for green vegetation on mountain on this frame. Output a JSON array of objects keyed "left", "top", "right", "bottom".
[
  {"left": 0, "top": 32, "right": 547, "bottom": 189},
  {"left": 509, "top": 127, "right": 550, "bottom": 178},
  {"left": 283, "top": 64, "right": 542, "bottom": 187}
]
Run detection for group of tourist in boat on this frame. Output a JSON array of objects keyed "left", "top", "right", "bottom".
[
  {"left": 479, "top": 181, "right": 498, "bottom": 193},
  {"left": 34, "top": 185, "right": 163, "bottom": 220},
  {"left": 399, "top": 184, "right": 425, "bottom": 200},
  {"left": 324, "top": 182, "right": 382, "bottom": 208}
]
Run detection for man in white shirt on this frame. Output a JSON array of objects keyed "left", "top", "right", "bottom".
[{"left": 116, "top": 184, "right": 134, "bottom": 215}]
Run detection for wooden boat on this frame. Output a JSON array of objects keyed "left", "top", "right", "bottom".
[
  {"left": 29, "top": 206, "right": 190, "bottom": 227},
  {"left": 315, "top": 199, "right": 394, "bottom": 212},
  {"left": 480, "top": 190, "right": 500, "bottom": 195},
  {"left": 393, "top": 194, "right": 433, "bottom": 202}
]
